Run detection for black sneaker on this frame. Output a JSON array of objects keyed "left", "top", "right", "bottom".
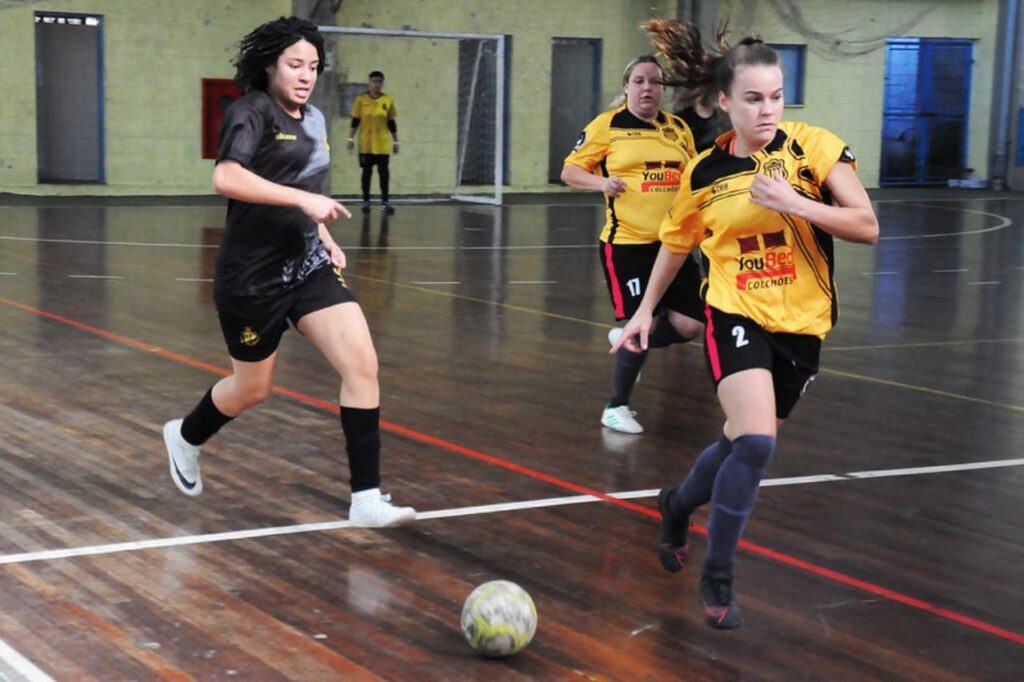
[
  {"left": 656, "top": 487, "right": 689, "bottom": 572},
  {"left": 383, "top": 201, "right": 395, "bottom": 215},
  {"left": 700, "top": 565, "right": 742, "bottom": 629}
]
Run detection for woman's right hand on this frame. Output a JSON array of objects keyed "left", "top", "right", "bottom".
[
  {"left": 610, "top": 309, "right": 654, "bottom": 354},
  {"left": 602, "top": 176, "right": 627, "bottom": 198},
  {"left": 300, "top": 194, "right": 351, "bottom": 223},
  {"left": 346, "top": 139, "right": 355, "bottom": 153}
]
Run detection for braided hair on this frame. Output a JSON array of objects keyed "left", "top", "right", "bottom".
[{"left": 233, "top": 16, "right": 325, "bottom": 94}]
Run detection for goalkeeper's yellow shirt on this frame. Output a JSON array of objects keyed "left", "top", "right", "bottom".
[
  {"left": 351, "top": 92, "right": 396, "bottom": 155},
  {"left": 660, "top": 121, "right": 857, "bottom": 338},
  {"left": 564, "top": 104, "right": 696, "bottom": 244}
]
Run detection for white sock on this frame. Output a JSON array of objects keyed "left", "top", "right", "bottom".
[{"left": 351, "top": 488, "right": 381, "bottom": 505}]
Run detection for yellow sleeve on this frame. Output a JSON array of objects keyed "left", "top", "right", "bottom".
[
  {"left": 388, "top": 96, "right": 397, "bottom": 119},
  {"left": 803, "top": 125, "right": 857, "bottom": 184},
  {"left": 659, "top": 162, "right": 705, "bottom": 254},
  {"left": 562, "top": 114, "right": 610, "bottom": 172},
  {"left": 349, "top": 94, "right": 362, "bottom": 118}
]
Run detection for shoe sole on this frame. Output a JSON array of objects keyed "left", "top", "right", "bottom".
[
  {"left": 164, "top": 421, "right": 202, "bottom": 497},
  {"left": 349, "top": 509, "right": 417, "bottom": 528},
  {"left": 702, "top": 602, "right": 743, "bottom": 629}
]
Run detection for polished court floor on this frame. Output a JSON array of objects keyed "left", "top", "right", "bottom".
[{"left": 0, "top": 190, "right": 1021, "bottom": 679}]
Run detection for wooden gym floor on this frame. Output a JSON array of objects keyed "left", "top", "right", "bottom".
[{"left": 0, "top": 190, "right": 1021, "bottom": 680}]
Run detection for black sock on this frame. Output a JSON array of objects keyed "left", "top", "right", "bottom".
[
  {"left": 180, "top": 387, "right": 233, "bottom": 446},
  {"left": 340, "top": 406, "right": 381, "bottom": 492},
  {"left": 705, "top": 435, "right": 775, "bottom": 568},
  {"left": 609, "top": 346, "right": 647, "bottom": 407}
]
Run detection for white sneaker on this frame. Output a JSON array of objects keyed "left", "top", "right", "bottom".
[
  {"left": 601, "top": 404, "right": 644, "bottom": 434},
  {"left": 349, "top": 488, "right": 416, "bottom": 528},
  {"left": 164, "top": 419, "right": 203, "bottom": 496}
]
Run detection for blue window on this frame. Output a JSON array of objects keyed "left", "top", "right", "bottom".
[{"left": 770, "top": 44, "right": 806, "bottom": 105}]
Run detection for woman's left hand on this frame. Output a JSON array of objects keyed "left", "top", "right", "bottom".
[
  {"left": 749, "top": 171, "right": 802, "bottom": 214},
  {"left": 325, "top": 241, "right": 346, "bottom": 268}
]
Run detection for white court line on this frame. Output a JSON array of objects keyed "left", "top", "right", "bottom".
[
  {"left": 0, "top": 637, "right": 55, "bottom": 682},
  {"left": 174, "top": 277, "right": 213, "bottom": 282},
  {"left": 508, "top": 280, "right": 557, "bottom": 285},
  {"left": 411, "top": 280, "right": 460, "bottom": 285},
  {"left": 933, "top": 268, "right": 967, "bottom": 273},
  {"left": 968, "top": 281, "right": 1000, "bottom": 286},
  {"left": 0, "top": 457, "right": 1021, "bottom": 567},
  {"left": 0, "top": 272, "right": 16, "bottom": 276},
  {"left": 67, "top": 275, "right": 123, "bottom": 280}
]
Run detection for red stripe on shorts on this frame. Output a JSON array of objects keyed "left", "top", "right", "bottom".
[
  {"left": 704, "top": 305, "right": 722, "bottom": 381},
  {"left": 604, "top": 242, "right": 626, "bottom": 319}
]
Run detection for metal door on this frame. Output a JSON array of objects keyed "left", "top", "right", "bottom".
[{"left": 881, "top": 38, "right": 972, "bottom": 186}]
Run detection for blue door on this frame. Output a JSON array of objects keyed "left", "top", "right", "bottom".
[{"left": 881, "top": 38, "right": 972, "bottom": 186}]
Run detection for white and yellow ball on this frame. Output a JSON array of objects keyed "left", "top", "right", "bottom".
[{"left": 460, "top": 580, "right": 537, "bottom": 657}]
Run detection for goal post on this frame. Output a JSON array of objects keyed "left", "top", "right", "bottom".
[{"left": 319, "top": 25, "right": 506, "bottom": 205}]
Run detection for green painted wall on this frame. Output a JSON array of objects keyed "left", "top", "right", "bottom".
[
  {"left": 0, "top": 0, "right": 1002, "bottom": 195},
  {"left": 718, "top": 0, "right": 999, "bottom": 188},
  {"left": 0, "top": 0, "right": 288, "bottom": 195}
]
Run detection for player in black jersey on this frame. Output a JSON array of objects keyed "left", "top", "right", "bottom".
[{"left": 162, "top": 17, "right": 415, "bottom": 528}]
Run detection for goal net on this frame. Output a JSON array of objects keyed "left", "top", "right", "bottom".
[{"left": 318, "top": 26, "right": 506, "bottom": 205}]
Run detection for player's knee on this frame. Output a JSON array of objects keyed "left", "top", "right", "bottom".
[{"left": 731, "top": 434, "right": 776, "bottom": 471}]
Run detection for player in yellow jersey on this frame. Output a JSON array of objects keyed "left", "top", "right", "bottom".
[
  {"left": 562, "top": 55, "right": 704, "bottom": 435},
  {"left": 615, "top": 25, "right": 878, "bottom": 629},
  {"left": 347, "top": 70, "right": 399, "bottom": 214}
]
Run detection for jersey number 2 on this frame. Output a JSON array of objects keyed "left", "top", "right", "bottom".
[{"left": 732, "top": 325, "right": 749, "bottom": 348}]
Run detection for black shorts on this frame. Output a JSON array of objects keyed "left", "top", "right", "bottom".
[
  {"left": 702, "top": 306, "right": 821, "bottom": 420},
  {"left": 215, "top": 264, "right": 356, "bottom": 362},
  {"left": 359, "top": 153, "right": 390, "bottom": 169},
  {"left": 599, "top": 241, "right": 703, "bottom": 321}
]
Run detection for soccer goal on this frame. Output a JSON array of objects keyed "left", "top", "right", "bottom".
[{"left": 319, "top": 26, "right": 506, "bottom": 205}]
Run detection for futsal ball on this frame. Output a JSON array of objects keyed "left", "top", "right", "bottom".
[{"left": 460, "top": 580, "right": 537, "bottom": 657}]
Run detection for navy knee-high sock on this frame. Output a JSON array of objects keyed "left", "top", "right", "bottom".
[
  {"left": 668, "top": 434, "right": 733, "bottom": 519},
  {"left": 705, "top": 435, "right": 776, "bottom": 570},
  {"left": 609, "top": 347, "right": 647, "bottom": 407}
]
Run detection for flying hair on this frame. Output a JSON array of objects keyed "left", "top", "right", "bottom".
[
  {"left": 644, "top": 19, "right": 780, "bottom": 99},
  {"left": 233, "top": 16, "right": 326, "bottom": 94}
]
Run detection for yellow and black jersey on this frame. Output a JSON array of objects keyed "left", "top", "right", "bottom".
[
  {"left": 660, "top": 121, "right": 857, "bottom": 338},
  {"left": 564, "top": 105, "right": 697, "bottom": 244},
  {"left": 351, "top": 92, "right": 396, "bottom": 155}
]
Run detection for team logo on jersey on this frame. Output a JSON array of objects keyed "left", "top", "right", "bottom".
[
  {"left": 761, "top": 158, "right": 788, "bottom": 179},
  {"left": 734, "top": 230, "right": 796, "bottom": 291},
  {"left": 572, "top": 131, "right": 586, "bottom": 151},
  {"left": 662, "top": 127, "right": 679, "bottom": 142},
  {"left": 240, "top": 326, "right": 260, "bottom": 346},
  {"left": 333, "top": 266, "right": 348, "bottom": 288}
]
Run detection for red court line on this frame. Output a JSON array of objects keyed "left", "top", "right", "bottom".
[{"left": 2, "top": 294, "right": 1022, "bottom": 647}]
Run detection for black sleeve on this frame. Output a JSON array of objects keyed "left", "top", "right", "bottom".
[
  {"left": 350, "top": 117, "right": 361, "bottom": 129},
  {"left": 387, "top": 119, "right": 397, "bottom": 134},
  {"left": 217, "top": 96, "right": 266, "bottom": 167}
]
